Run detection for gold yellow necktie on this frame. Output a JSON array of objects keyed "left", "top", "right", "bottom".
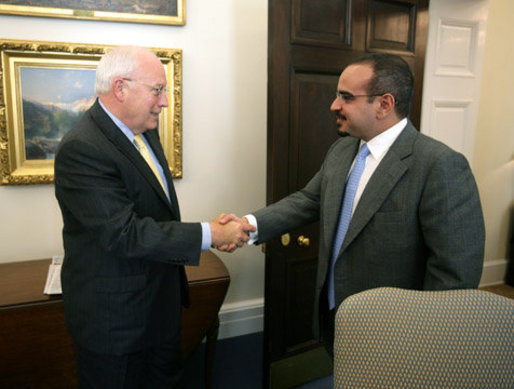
[{"left": 133, "top": 134, "right": 166, "bottom": 192}]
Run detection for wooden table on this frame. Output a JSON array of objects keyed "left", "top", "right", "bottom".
[{"left": 0, "top": 251, "right": 229, "bottom": 388}]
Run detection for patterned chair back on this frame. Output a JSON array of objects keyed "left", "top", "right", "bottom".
[{"left": 334, "top": 287, "right": 514, "bottom": 388}]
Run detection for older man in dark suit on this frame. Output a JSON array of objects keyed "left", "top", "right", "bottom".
[
  {"left": 54, "top": 46, "right": 254, "bottom": 388},
  {"left": 220, "top": 53, "right": 485, "bottom": 355}
]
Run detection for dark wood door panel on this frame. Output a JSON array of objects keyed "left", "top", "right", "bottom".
[
  {"left": 367, "top": 0, "right": 418, "bottom": 53},
  {"left": 291, "top": 0, "right": 352, "bottom": 47},
  {"left": 291, "top": 72, "right": 341, "bottom": 190},
  {"left": 285, "top": 254, "right": 319, "bottom": 350},
  {"left": 284, "top": 223, "right": 320, "bottom": 353},
  {"left": 266, "top": 222, "right": 320, "bottom": 360}
]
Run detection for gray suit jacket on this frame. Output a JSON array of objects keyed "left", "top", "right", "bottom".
[
  {"left": 55, "top": 100, "right": 202, "bottom": 355},
  {"left": 254, "top": 122, "right": 485, "bottom": 333}
]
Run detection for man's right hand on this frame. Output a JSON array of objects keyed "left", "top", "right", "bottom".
[{"left": 209, "top": 214, "right": 255, "bottom": 253}]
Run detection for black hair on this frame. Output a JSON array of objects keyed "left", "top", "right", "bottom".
[{"left": 349, "top": 53, "right": 414, "bottom": 118}]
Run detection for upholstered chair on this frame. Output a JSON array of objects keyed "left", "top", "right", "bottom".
[{"left": 333, "top": 287, "right": 514, "bottom": 388}]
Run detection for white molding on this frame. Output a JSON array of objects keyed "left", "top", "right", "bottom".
[
  {"left": 218, "top": 298, "right": 264, "bottom": 339},
  {"left": 479, "top": 259, "right": 508, "bottom": 286}
]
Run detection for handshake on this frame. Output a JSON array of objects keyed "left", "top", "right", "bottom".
[{"left": 209, "top": 213, "right": 255, "bottom": 253}]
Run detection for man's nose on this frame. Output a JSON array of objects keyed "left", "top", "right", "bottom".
[
  {"left": 330, "top": 97, "right": 341, "bottom": 111},
  {"left": 159, "top": 92, "right": 169, "bottom": 107}
]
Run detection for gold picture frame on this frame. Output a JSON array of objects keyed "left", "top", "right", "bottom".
[
  {"left": 0, "top": 38, "right": 183, "bottom": 185},
  {"left": 0, "top": 0, "right": 185, "bottom": 26}
]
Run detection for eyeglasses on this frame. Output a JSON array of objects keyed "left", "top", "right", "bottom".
[
  {"left": 122, "top": 78, "right": 169, "bottom": 96},
  {"left": 335, "top": 91, "right": 385, "bottom": 103}
]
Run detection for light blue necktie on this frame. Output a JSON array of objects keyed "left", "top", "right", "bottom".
[{"left": 328, "top": 143, "right": 369, "bottom": 309}]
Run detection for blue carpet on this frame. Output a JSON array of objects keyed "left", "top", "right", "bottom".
[
  {"left": 184, "top": 332, "right": 264, "bottom": 388},
  {"left": 184, "top": 332, "right": 333, "bottom": 388}
]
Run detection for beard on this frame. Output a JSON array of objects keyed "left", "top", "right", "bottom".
[{"left": 336, "top": 113, "right": 350, "bottom": 137}]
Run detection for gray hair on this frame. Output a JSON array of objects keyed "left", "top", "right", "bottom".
[{"left": 94, "top": 46, "right": 153, "bottom": 95}]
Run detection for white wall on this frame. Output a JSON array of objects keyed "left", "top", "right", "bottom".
[
  {"left": 1, "top": 0, "right": 511, "bottom": 339},
  {"left": 0, "top": 1, "right": 268, "bottom": 320},
  {"left": 473, "top": 0, "right": 514, "bottom": 284}
]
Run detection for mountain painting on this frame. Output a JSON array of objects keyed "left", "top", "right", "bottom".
[
  {"left": 0, "top": 0, "right": 178, "bottom": 16},
  {"left": 20, "top": 67, "right": 96, "bottom": 160}
]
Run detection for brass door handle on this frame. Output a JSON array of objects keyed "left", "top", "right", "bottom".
[
  {"left": 297, "top": 235, "right": 310, "bottom": 247},
  {"left": 281, "top": 233, "right": 291, "bottom": 246}
]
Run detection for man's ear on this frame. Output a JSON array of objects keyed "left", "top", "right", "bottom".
[
  {"left": 113, "top": 79, "right": 125, "bottom": 102},
  {"left": 376, "top": 93, "right": 395, "bottom": 119}
]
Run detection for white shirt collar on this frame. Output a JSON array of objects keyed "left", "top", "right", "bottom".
[
  {"left": 362, "top": 118, "right": 407, "bottom": 160},
  {"left": 98, "top": 98, "right": 137, "bottom": 143}
]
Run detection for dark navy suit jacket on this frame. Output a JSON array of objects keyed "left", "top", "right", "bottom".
[{"left": 55, "top": 99, "right": 201, "bottom": 355}]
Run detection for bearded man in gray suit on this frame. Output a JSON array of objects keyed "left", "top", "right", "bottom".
[{"left": 220, "top": 53, "right": 485, "bottom": 354}]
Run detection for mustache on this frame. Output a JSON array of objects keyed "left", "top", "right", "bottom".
[{"left": 336, "top": 113, "right": 349, "bottom": 137}]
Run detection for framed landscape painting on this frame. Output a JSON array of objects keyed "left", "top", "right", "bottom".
[
  {"left": 0, "top": 39, "right": 183, "bottom": 185},
  {"left": 0, "top": 0, "right": 185, "bottom": 25}
]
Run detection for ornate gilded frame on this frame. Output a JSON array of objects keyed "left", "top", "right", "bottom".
[
  {"left": 0, "top": 0, "right": 185, "bottom": 26},
  {"left": 0, "top": 39, "right": 183, "bottom": 185}
]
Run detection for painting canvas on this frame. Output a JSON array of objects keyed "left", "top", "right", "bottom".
[
  {"left": 1, "top": 0, "right": 177, "bottom": 15},
  {"left": 20, "top": 67, "right": 96, "bottom": 160},
  {"left": 0, "top": 0, "right": 185, "bottom": 25}
]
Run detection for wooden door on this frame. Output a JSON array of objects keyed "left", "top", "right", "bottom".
[{"left": 265, "top": 0, "right": 429, "bottom": 387}]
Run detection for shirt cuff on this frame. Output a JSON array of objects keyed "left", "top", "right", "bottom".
[
  {"left": 201, "top": 222, "right": 212, "bottom": 251},
  {"left": 244, "top": 214, "right": 259, "bottom": 245}
]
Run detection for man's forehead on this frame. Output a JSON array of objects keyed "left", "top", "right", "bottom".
[
  {"left": 339, "top": 63, "right": 373, "bottom": 90},
  {"left": 134, "top": 58, "right": 166, "bottom": 82}
]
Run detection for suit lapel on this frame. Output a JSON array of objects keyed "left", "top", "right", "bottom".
[
  {"left": 90, "top": 101, "right": 179, "bottom": 216},
  {"left": 339, "top": 123, "right": 418, "bottom": 253},
  {"left": 322, "top": 138, "right": 361, "bottom": 252},
  {"left": 144, "top": 129, "right": 181, "bottom": 219}
]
